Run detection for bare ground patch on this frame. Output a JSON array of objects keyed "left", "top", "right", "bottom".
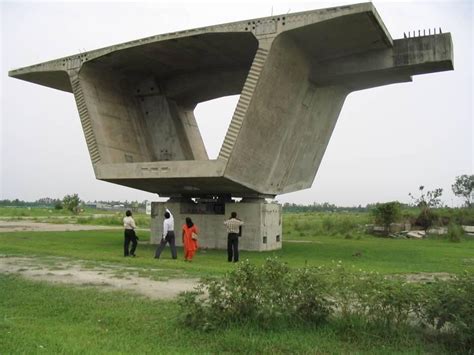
[
  {"left": 0, "top": 220, "right": 121, "bottom": 232},
  {"left": 0, "top": 255, "right": 198, "bottom": 299},
  {"left": 403, "top": 272, "right": 453, "bottom": 282}
]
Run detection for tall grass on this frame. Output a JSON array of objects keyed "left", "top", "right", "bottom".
[{"left": 284, "top": 212, "right": 370, "bottom": 239}]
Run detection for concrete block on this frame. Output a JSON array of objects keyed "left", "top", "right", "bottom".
[{"left": 151, "top": 200, "right": 282, "bottom": 251}]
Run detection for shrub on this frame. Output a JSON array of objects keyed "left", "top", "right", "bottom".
[
  {"left": 419, "top": 273, "right": 474, "bottom": 351},
  {"left": 338, "top": 216, "right": 359, "bottom": 235},
  {"left": 446, "top": 223, "right": 464, "bottom": 242},
  {"left": 371, "top": 202, "right": 402, "bottom": 235},
  {"left": 321, "top": 216, "right": 336, "bottom": 234},
  {"left": 62, "top": 194, "right": 81, "bottom": 214},
  {"left": 289, "top": 266, "right": 333, "bottom": 323},
  {"left": 415, "top": 208, "right": 439, "bottom": 230},
  {"left": 409, "top": 186, "right": 443, "bottom": 230},
  {"left": 177, "top": 258, "right": 333, "bottom": 330},
  {"left": 362, "top": 277, "right": 422, "bottom": 327},
  {"left": 178, "top": 259, "right": 474, "bottom": 351}
]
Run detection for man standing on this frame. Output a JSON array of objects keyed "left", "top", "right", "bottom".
[
  {"left": 154, "top": 208, "right": 177, "bottom": 259},
  {"left": 123, "top": 210, "right": 138, "bottom": 257},
  {"left": 224, "top": 212, "right": 244, "bottom": 262}
]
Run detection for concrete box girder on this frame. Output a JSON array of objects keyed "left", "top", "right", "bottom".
[{"left": 9, "top": 3, "right": 453, "bottom": 198}]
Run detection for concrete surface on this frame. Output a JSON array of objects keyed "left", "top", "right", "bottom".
[
  {"left": 9, "top": 2, "right": 453, "bottom": 198},
  {"left": 151, "top": 200, "right": 282, "bottom": 251}
]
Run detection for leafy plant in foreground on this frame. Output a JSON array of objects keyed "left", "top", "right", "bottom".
[
  {"left": 177, "top": 259, "right": 474, "bottom": 352},
  {"left": 177, "top": 258, "right": 333, "bottom": 330},
  {"left": 419, "top": 273, "right": 474, "bottom": 351}
]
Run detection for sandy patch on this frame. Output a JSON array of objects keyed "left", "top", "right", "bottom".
[
  {"left": 403, "top": 272, "right": 453, "bottom": 282},
  {"left": 0, "top": 220, "right": 122, "bottom": 232},
  {"left": 0, "top": 256, "right": 198, "bottom": 299}
]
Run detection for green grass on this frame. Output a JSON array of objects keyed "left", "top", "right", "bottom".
[
  {"left": 1, "top": 229, "right": 472, "bottom": 277},
  {"left": 0, "top": 206, "right": 107, "bottom": 217},
  {"left": 0, "top": 206, "right": 151, "bottom": 228},
  {"left": 0, "top": 274, "right": 446, "bottom": 354},
  {"left": 1, "top": 210, "right": 473, "bottom": 353},
  {"left": 76, "top": 214, "right": 150, "bottom": 228}
]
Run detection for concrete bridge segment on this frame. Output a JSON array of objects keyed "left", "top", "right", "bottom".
[{"left": 9, "top": 3, "right": 453, "bottom": 250}]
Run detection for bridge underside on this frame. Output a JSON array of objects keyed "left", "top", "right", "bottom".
[{"left": 9, "top": 3, "right": 453, "bottom": 199}]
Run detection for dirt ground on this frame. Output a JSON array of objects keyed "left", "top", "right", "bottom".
[
  {"left": 0, "top": 255, "right": 199, "bottom": 299},
  {"left": 0, "top": 220, "right": 122, "bottom": 232},
  {"left": 0, "top": 220, "right": 199, "bottom": 299}
]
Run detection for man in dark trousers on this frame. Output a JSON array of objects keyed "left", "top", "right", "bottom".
[
  {"left": 154, "top": 208, "right": 177, "bottom": 259},
  {"left": 224, "top": 212, "right": 244, "bottom": 262}
]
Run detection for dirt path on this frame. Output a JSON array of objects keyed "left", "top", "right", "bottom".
[{"left": 0, "top": 256, "right": 199, "bottom": 299}]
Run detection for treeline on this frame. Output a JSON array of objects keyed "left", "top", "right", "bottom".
[
  {"left": 282, "top": 202, "right": 410, "bottom": 213},
  {"left": 0, "top": 198, "right": 61, "bottom": 207},
  {"left": 0, "top": 198, "right": 147, "bottom": 209}
]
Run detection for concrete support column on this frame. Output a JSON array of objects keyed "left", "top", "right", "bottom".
[{"left": 150, "top": 200, "right": 282, "bottom": 251}]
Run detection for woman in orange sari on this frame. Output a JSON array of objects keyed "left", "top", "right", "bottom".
[{"left": 182, "top": 217, "right": 198, "bottom": 262}]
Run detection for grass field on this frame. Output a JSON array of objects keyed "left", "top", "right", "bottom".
[
  {"left": 1, "top": 210, "right": 473, "bottom": 353},
  {"left": 0, "top": 206, "right": 109, "bottom": 217},
  {"left": 1, "top": 273, "right": 447, "bottom": 354},
  {"left": 0, "top": 206, "right": 150, "bottom": 227},
  {"left": 1, "top": 229, "right": 473, "bottom": 277}
]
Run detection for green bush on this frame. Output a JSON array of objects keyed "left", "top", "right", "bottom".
[
  {"left": 361, "top": 277, "right": 422, "bottom": 327},
  {"left": 415, "top": 208, "right": 439, "bottom": 230},
  {"left": 321, "top": 216, "right": 336, "bottom": 234},
  {"left": 327, "top": 264, "right": 422, "bottom": 326},
  {"left": 419, "top": 273, "right": 474, "bottom": 351},
  {"left": 178, "top": 258, "right": 333, "bottom": 330},
  {"left": 371, "top": 202, "right": 402, "bottom": 235},
  {"left": 447, "top": 223, "right": 464, "bottom": 243},
  {"left": 178, "top": 259, "right": 473, "bottom": 351}
]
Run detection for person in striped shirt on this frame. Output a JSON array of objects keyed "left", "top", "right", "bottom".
[
  {"left": 123, "top": 210, "right": 138, "bottom": 257},
  {"left": 224, "top": 212, "right": 244, "bottom": 262}
]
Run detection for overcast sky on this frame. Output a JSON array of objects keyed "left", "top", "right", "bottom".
[{"left": 1, "top": 0, "right": 472, "bottom": 206}]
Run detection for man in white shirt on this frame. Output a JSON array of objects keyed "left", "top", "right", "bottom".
[
  {"left": 154, "top": 208, "right": 177, "bottom": 259},
  {"left": 224, "top": 212, "right": 244, "bottom": 262},
  {"left": 123, "top": 210, "right": 138, "bottom": 257}
]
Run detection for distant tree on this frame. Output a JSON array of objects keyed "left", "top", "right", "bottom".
[
  {"left": 371, "top": 201, "right": 402, "bottom": 235},
  {"left": 409, "top": 186, "right": 443, "bottom": 230},
  {"left": 452, "top": 174, "right": 474, "bottom": 207},
  {"left": 54, "top": 201, "right": 63, "bottom": 210},
  {"left": 62, "top": 194, "right": 81, "bottom": 214}
]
